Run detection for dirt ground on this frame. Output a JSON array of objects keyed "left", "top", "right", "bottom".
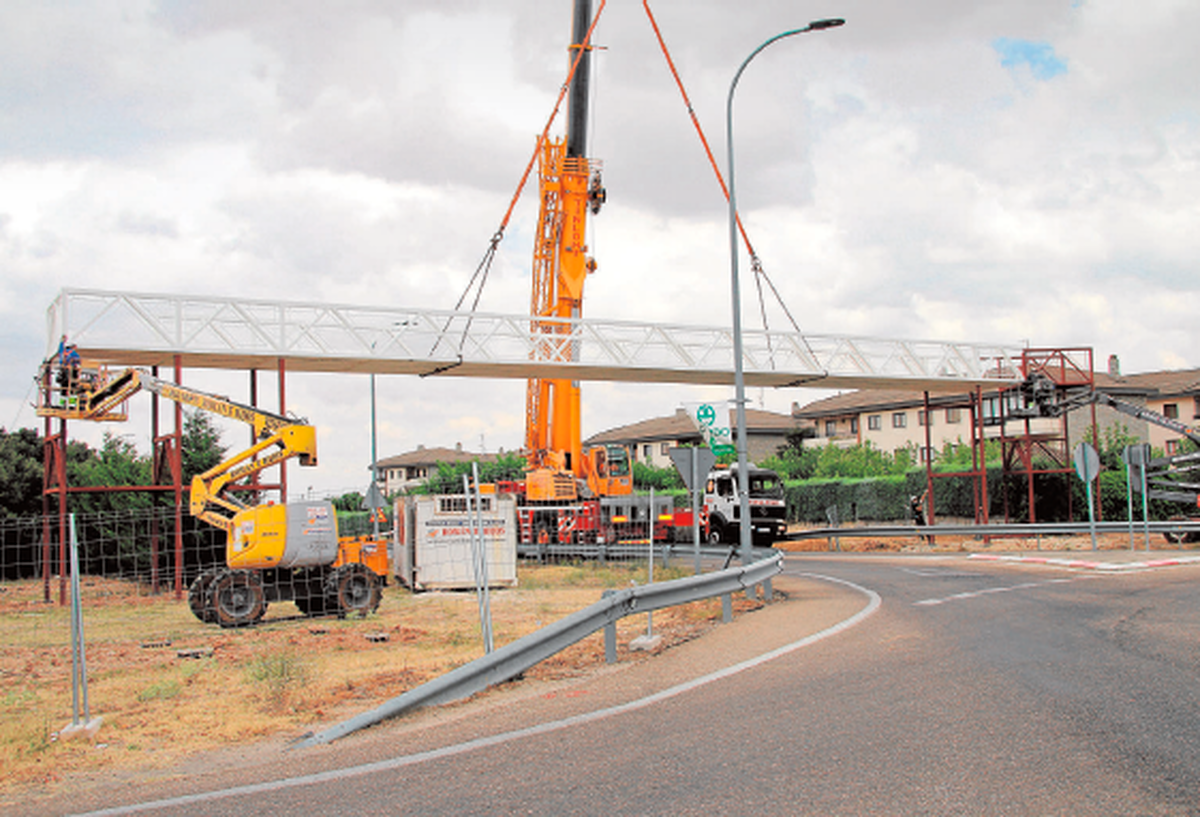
[
  {"left": 4, "top": 529, "right": 1191, "bottom": 803},
  {"left": 0, "top": 562, "right": 763, "bottom": 799}
]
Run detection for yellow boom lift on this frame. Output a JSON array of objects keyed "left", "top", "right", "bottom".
[{"left": 37, "top": 360, "right": 388, "bottom": 627}]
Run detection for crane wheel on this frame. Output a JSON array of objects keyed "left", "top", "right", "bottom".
[
  {"left": 188, "top": 567, "right": 223, "bottom": 623},
  {"left": 207, "top": 569, "right": 267, "bottom": 628},
  {"left": 326, "top": 563, "right": 381, "bottom": 618}
]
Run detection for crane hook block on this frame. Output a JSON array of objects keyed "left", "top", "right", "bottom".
[{"left": 588, "top": 173, "right": 607, "bottom": 215}]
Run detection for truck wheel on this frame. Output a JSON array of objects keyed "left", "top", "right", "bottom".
[
  {"left": 207, "top": 570, "right": 267, "bottom": 628},
  {"left": 706, "top": 516, "right": 726, "bottom": 545},
  {"left": 1164, "top": 516, "right": 1192, "bottom": 544},
  {"left": 187, "top": 567, "right": 222, "bottom": 623},
  {"left": 326, "top": 564, "right": 381, "bottom": 618}
]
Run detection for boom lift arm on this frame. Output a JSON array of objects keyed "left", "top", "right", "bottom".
[
  {"left": 36, "top": 364, "right": 318, "bottom": 526},
  {"left": 1015, "top": 373, "right": 1200, "bottom": 507}
]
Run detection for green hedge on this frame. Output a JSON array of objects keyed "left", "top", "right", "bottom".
[{"left": 783, "top": 467, "right": 1188, "bottom": 524}]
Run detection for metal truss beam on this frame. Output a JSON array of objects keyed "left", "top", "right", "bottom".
[{"left": 47, "top": 289, "right": 1023, "bottom": 392}]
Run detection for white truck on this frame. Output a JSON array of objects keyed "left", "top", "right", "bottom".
[{"left": 704, "top": 464, "right": 787, "bottom": 546}]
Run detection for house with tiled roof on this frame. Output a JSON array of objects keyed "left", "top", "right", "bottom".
[
  {"left": 790, "top": 356, "right": 1181, "bottom": 462},
  {"left": 372, "top": 444, "right": 499, "bottom": 495},
  {"left": 584, "top": 408, "right": 799, "bottom": 468},
  {"left": 1099, "top": 366, "right": 1200, "bottom": 455}
]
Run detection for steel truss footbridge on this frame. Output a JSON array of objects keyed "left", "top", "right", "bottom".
[{"left": 46, "top": 289, "right": 1023, "bottom": 392}]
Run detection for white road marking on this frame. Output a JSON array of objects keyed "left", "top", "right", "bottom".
[
  {"left": 914, "top": 576, "right": 1083, "bottom": 606},
  {"left": 69, "top": 573, "right": 881, "bottom": 817}
]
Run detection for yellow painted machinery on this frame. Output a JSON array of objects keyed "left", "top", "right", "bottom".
[{"left": 36, "top": 361, "right": 388, "bottom": 626}]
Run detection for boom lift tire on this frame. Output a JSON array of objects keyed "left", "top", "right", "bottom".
[
  {"left": 207, "top": 569, "right": 267, "bottom": 628},
  {"left": 325, "top": 563, "right": 381, "bottom": 618},
  {"left": 187, "top": 567, "right": 223, "bottom": 624}
]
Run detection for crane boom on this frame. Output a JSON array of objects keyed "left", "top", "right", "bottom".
[{"left": 523, "top": 0, "right": 628, "bottom": 502}]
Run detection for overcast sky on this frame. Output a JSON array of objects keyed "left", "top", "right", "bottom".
[{"left": 3, "top": 0, "right": 1197, "bottom": 497}]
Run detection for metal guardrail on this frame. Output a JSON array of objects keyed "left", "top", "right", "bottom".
[
  {"left": 785, "top": 520, "right": 1200, "bottom": 542},
  {"left": 293, "top": 550, "right": 782, "bottom": 748}
]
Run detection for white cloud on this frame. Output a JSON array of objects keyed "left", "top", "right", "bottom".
[{"left": 2, "top": 0, "right": 1198, "bottom": 493}]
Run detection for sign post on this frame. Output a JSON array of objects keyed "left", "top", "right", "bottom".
[
  {"left": 1073, "top": 442, "right": 1101, "bottom": 551},
  {"left": 669, "top": 446, "right": 718, "bottom": 575},
  {"left": 1122, "top": 443, "right": 1152, "bottom": 551}
]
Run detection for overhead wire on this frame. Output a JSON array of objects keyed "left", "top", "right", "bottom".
[
  {"left": 434, "top": 0, "right": 608, "bottom": 359},
  {"left": 641, "top": 0, "right": 821, "bottom": 370}
]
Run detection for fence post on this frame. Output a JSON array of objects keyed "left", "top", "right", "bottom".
[{"left": 722, "top": 592, "right": 733, "bottom": 624}]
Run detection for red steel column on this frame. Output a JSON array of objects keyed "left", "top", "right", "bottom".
[
  {"left": 150, "top": 365, "right": 160, "bottom": 593},
  {"left": 278, "top": 358, "right": 287, "bottom": 502},
  {"left": 173, "top": 355, "right": 184, "bottom": 599}
]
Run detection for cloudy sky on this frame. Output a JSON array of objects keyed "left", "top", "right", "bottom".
[{"left": 2, "top": 0, "right": 1197, "bottom": 497}]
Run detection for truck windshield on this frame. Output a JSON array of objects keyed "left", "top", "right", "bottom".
[
  {"left": 748, "top": 473, "right": 783, "bottom": 497},
  {"left": 605, "top": 445, "right": 630, "bottom": 477}
]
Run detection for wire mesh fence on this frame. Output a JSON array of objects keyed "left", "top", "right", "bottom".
[{"left": 0, "top": 506, "right": 225, "bottom": 598}]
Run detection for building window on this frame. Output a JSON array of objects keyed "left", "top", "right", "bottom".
[
  {"left": 981, "top": 397, "right": 999, "bottom": 422},
  {"left": 945, "top": 408, "right": 962, "bottom": 424},
  {"left": 825, "top": 420, "right": 837, "bottom": 437},
  {"left": 660, "top": 442, "right": 670, "bottom": 455},
  {"left": 892, "top": 412, "right": 907, "bottom": 429},
  {"left": 919, "top": 446, "right": 935, "bottom": 463},
  {"left": 1194, "top": 397, "right": 1200, "bottom": 419},
  {"left": 850, "top": 417, "right": 859, "bottom": 434},
  {"left": 1167, "top": 439, "right": 1180, "bottom": 456},
  {"left": 918, "top": 410, "right": 933, "bottom": 427},
  {"left": 1164, "top": 403, "right": 1179, "bottom": 419},
  {"left": 868, "top": 415, "right": 882, "bottom": 431},
  {"left": 643, "top": 444, "right": 653, "bottom": 460}
]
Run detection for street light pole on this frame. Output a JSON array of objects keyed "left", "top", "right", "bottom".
[
  {"left": 370, "top": 370, "right": 379, "bottom": 539},
  {"left": 726, "top": 18, "right": 844, "bottom": 564}
]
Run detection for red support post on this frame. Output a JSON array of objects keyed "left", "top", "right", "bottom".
[
  {"left": 173, "top": 355, "right": 184, "bottom": 600},
  {"left": 278, "top": 358, "right": 287, "bottom": 503}
]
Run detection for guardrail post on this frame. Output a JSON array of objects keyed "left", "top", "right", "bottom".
[
  {"left": 722, "top": 592, "right": 733, "bottom": 624},
  {"left": 602, "top": 589, "right": 618, "bottom": 664},
  {"left": 763, "top": 578, "right": 773, "bottom": 601}
]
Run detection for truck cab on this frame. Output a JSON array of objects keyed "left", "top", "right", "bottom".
[{"left": 704, "top": 464, "right": 787, "bottom": 546}]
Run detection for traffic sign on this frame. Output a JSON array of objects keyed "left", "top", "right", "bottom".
[
  {"left": 361, "top": 482, "right": 386, "bottom": 510},
  {"left": 668, "top": 447, "right": 717, "bottom": 492},
  {"left": 1073, "top": 442, "right": 1101, "bottom": 483}
]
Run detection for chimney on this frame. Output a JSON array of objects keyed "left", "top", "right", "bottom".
[
  {"left": 1108, "top": 354, "right": 1121, "bottom": 377},
  {"left": 675, "top": 407, "right": 688, "bottom": 419},
  {"left": 456, "top": 442, "right": 462, "bottom": 452}
]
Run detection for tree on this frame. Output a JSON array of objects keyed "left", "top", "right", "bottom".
[
  {"left": 633, "top": 461, "right": 683, "bottom": 492},
  {"left": 415, "top": 453, "right": 527, "bottom": 495},
  {"left": 0, "top": 427, "right": 44, "bottom": 517},
  {"left": 180, "top": 411, "right": 227, "bottom": 482},
  {"left": 67, "top": 433, "right": 152, "bottom": 513}
]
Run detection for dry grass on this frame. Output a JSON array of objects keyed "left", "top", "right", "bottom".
[{"left": 0, "top": 562, "right": 750, "bottom": 794}]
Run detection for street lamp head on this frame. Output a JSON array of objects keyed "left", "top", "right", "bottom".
[{"left": 808, "top": 18, "right": 846, "bottom": 31}]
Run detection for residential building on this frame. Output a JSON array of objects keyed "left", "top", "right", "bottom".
[
  {"left": 791, "top": 362, "right": 1184, "bottom": 462},
  {"left": 584, "top": 407, "right": 798, "bottom": 468},
  {"left": 372, "top": 443, "right": 498, "bottom": 496},
  {"left": 1095, "top": 365, "right": 1200, "bottom": 455}
]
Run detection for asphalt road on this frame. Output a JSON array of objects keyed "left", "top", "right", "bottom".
[{"left": 43, "top": 555, "right": 1200, "bottom": 815}]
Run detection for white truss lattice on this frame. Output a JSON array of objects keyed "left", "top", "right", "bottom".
[{"left": 47, "top": 289, "right": 1023, "bottom": 391}]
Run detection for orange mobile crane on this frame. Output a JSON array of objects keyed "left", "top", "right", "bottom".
[
  {"left": 37, "top": 362, "right": 388, "bottom": 626},
  {"left": 504, "top": 0, "right": 675, "bottom": 547}
]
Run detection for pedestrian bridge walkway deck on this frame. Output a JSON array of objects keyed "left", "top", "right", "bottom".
[{"left": 46, "top": 288, "right": 1023, "bottom": 392}]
